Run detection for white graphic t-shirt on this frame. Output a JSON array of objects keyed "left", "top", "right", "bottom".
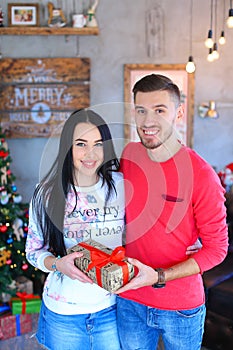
[{"left": 26, "top": 172, "right": 125, "bottom": 315}]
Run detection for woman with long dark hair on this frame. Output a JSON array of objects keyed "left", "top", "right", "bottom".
[{"left": 26, "top": 109, "right": 124, "bottom": 350}]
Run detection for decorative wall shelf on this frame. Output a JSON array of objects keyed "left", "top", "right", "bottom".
[{"left": 0, "top": 26, "right": 99, "bottom": 36}]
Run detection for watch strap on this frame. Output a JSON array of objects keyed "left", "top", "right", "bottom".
[{"left": 152, "top": 268, "right": 166, "bottom": 288}]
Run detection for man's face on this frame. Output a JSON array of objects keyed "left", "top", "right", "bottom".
[{"left": 134, "top": 90, "right": 181, "bottom": 149}]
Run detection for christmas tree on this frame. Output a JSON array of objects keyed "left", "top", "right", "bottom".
[{"left": 0, "top": 126, "right": 44, "bottom": 299}]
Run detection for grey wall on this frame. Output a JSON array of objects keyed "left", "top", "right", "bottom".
[{"left": 1, "top": 0, "right": 233, "bottom": 201}]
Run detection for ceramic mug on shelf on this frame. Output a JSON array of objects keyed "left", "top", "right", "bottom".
[{"left": 72, "top": 14, "right": 86, "bottom": 28}]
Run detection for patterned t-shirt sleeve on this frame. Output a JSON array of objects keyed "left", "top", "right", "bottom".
[{"left": 25, "top": 202, "right": 54, "bottom": 273}]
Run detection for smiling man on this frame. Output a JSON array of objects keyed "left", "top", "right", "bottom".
[{"left": 116, "top": 74, "right": 228, "bottom": 350}]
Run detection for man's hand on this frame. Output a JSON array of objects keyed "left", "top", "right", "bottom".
[{"left": 114, "top": 257, "right": 157, "bottom": 294}]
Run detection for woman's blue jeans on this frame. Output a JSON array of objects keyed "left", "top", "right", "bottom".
[
  {"left": 36, "top": 300, "right": 121, "bottom": 350},
  {"left": 116, "top": 296, "right": 206, "bottom": 350}
]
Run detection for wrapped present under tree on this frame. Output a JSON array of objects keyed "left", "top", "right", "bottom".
[
  {"left": 0, "top": 313, "right": 32, "bottom": 340},
  {"left": 11, "top": 292, "right": 41, "bottom": 315}
]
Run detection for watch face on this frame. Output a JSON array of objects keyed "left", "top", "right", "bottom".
[{"left": 152, "top": 283, "right": 165, "bottom": 289}]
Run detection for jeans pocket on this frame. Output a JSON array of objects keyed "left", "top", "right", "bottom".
[{"left": 176, "top": 305, "right": 204, "bottom": 318}]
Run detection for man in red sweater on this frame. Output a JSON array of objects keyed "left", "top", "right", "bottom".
[{"left": 116, "top": 74, "right": 228, "bottom": 350}]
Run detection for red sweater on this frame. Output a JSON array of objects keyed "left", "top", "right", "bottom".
[{"left": 120, "top": 143, "right": 228, "bottom": 310}]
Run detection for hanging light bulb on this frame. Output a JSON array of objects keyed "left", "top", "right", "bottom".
[
  {"left": 227, "top": 10, "right": 233, "bottom": 27},
  {"left": 186, "top": 0, "right": 195, "bottom": 74},
  {"left": 219, "top": 1, "right": 226, "bottom": 44},
  {"left": 219, "top": 30, "right": 226, "bottom": 45},
  {"left": 207, "top": 48, "right": 214, "bottom": 62},
  {"left": 211, "top": 0, "right": 220, "bottom": 60},
  {"left": 186, "top": 56, "right": 196, "bottom": 73},
  {"left": 212, "top": 42, "right": 220, "bottom": 60},
  {"left": 227, "top": 0, "right": 233, "bottom": 28},
  {"left": 205, "top": 0, "right": 214, "bottom": 48},
  {"left": 205, "top": 29, "right": 214, "bottom": 48}
]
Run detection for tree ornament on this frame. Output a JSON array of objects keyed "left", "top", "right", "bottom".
[
  {"left": 6, "top": 236, "right": 13, "bottom": 244},
  {"left": 12, "top": 218, "right": 24, "bottom": 241},
  {"left": 0, "top": 224, "right": 8, "bottom": 233},
  {"left": 11, "top": 184, "right": 17, "bottom": 192},
  {"left": 22, "top": 262, "right": 29, "bottom": 270},
  {"left": 1, "top": 167, "right": 7, "bottom": 184},
  {"left": 0, "top": 150, "right": 9, "bottom": 158},
  {"left": 13, "top": 194, "right": 22, "bottom": 203},
  {"left": 1, "top": 208, "right": 9, "bottom": 216},
  {"left": 0, "top": 247, "right": 11, "bottom": 267},
  {"left": 0, "top": 190, "right": 9, "bottom": 205}
]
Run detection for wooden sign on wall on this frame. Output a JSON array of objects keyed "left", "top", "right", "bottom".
[{"left": 0, "top": 58, "right": 90, "bottom": 138}]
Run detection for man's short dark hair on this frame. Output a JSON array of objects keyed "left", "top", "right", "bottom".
[{"left": 132, "top": 74, "right": 181, "bottom": 107}]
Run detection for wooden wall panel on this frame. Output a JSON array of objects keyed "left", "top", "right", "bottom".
[{"left": 0, "top": 58, "right": 90, "bottom": 138}]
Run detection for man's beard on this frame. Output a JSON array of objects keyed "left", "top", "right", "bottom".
[
  {"left": 137, "top": 127, "right": 173, "bottom": 150},
  {"left": 140, "top": 138, "right": 163, "bottom": 149}
]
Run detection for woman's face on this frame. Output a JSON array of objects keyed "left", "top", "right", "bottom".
[{"left": 72, "top": 122, "right": 104, "bottom": 186}]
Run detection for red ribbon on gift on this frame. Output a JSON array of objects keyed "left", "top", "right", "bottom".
[
  {"left": 15, "top": 292, "right": 40, "bottom": 314},
  {"left": 79, "top": 242, "right": 129, "bottom": 288}
]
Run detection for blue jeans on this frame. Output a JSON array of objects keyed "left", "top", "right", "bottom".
[
  {"left": 36, "top": 300, "right": 121, "bottom": 350},
  {"left": 116, "top": 297, "right": 206, "bottom": 350}
]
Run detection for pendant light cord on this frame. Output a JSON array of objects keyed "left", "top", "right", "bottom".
[
  {"left": 210, "top": 0, "right": 213, "bottom": 30},
  {"left": 223, "top": 0, "right": 226, "bottom": 28},
  {"left": 214, "top": 0, "right": 218, "bottom": 42},
  {"left": 189, "top": 0, "right": 193, "bottom": 55}
]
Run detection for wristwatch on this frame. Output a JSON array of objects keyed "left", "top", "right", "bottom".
[{"left": 152, "top": 268, "right": 166, "bottom": 288}]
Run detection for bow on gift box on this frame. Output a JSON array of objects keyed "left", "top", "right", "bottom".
[
  {"left": 79, "top": 242, "right": 129, "bottom": 288},
  {"left": 14, "top": 292, "right": 40, "bottom": 314}
]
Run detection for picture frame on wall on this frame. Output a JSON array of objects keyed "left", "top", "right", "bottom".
[
  {"left": 8, "top": 3, "right": 39, "bottom": 27},
  {"left": 124, "top": 64, "right": 195, "bottom": 148}
]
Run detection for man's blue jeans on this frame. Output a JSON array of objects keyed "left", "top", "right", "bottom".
[
  {"left": 116, "top": 297, "right": 206, "bottom": 350},
  {"left": 36, "top": 300, "right": 121, "bottom": 350}
]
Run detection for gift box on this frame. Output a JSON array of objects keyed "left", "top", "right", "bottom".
[
  {"left": 0, "top": 303, "right": 11, "bottom": 316},
  {"left": 67, "top": 239, "right": 135, "bottom": 292},
  {"left": 11, "top": 292, "right": 41, "bottom": 315},
  {"left": 0, "top": 314, "right": 32, "bottom": 340},
  {"left": 15, "top": 276, "right": 33, "bottom": 294}
]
